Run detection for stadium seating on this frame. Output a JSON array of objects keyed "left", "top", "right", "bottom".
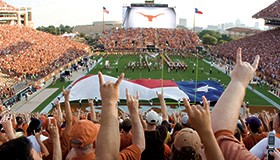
[
  {"left": 98, "top": 28, "right": 201, "bottom": 52},
  {"left": 211, "top": 27, "right": 280, "bottom": 83}
]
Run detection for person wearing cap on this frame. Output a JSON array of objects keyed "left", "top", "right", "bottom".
[
  {"left": 250, "top": 112, "right": 280, "bottom": 158},
  {"left": 211, "top": 48, "right": 261, "bottom": 159},
  {"left": 243, "top": 116, "right": 267, "bottom": 150},
  {"left": 178, "top": 96, "right": 224, "bottom": 160},
  {"left": 141, "top": 91, "right": 170, "bottom": 160},
  {"left": 181, "top": 114, "right": 192, "bottom": 128},
  {"left": 43, "top": 86, "right": 73, "bottom": 160},
  {"left": 95, "top": 72, "right": 145, "bottom": 160},
  {"left": 170, "top": 128, "right": 202, "bottom": 160},
  {"left": 66, "top": 119, "right": 100, "bottom": 159}
]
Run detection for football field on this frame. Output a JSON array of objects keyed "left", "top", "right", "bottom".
[
  {"left": 88, "top": 53, "right": 279, "bottom": 107},
  {"left": 33, "top": 52, "right": 279, "bottom": 113}
]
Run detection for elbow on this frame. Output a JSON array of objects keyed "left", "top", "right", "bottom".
[
  {"left": 44, "top": 151, "right": 50, "bottom": 157},
  {"left": 138, "top": 143, "right": 145, "bottom": 152}
]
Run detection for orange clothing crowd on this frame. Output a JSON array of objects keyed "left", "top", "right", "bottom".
[
  {"left": 0, "top": 24, "right": 89, "bottom": 79},
  {"left": 211, "top": 28, "right": 280, "bottom": 82},
  {"left": 99, "top": 28, "right": 201, "bottom": 52}
]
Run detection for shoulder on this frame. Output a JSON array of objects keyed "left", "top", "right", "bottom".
[{"left": 119, "top": 144, "right": 141, "bottom": 160}]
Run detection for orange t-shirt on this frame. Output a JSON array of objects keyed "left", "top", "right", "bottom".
[
  {"left": 72, "top": 152, "right": 95, "bottom": 160},
  {"left": 120, "top": 133, "right": 132, "bottom": 151},
  {"left": 119, "top": 144, "right": 141, "bottom": 160},
  {"left": 43, "top": 131, "right": 71, "bottom": 160},
  {"left": 243, "top": 132, "right": 267, "bottom": 150},
  {"left": 215, "top": 130, "right": 260, "bottom": 160}
]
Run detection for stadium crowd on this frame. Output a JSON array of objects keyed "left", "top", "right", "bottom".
[
  {"left": 1, "top": 48, "right": 280, "bottom": 160},
  {"left": 211, "top": 27, "right": 280, "bottom": 83},
  {"left": 98, "top": 28, "right": 201, "bottom": 52},
  {"left": 0, "top": 24, "right": 90, "bottom": 104},
  {"left": 0, "top": 24, "right": 89, "bottom": 80}
]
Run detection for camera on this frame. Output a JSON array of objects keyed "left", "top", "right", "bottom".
[{"left": 267, "top": 131, "right": 276, "bottom": 160}]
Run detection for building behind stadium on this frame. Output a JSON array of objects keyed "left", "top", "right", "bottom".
[{"left": 0, "top": 0, "right": 33, "bottom": 28}]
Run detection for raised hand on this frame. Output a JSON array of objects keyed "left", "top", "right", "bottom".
[
  {"left": 98, "top": 72, "right": 124, "bottom": 105},
  {"left": 48, "top": 119, "right": 59, "bottom": 138},
  {"left": 62, "top": 86, "right": 70, "bottom": 101},
  {"left": 183, "top": 96, "right": 211, "bottom": 133},
  {"left": 88, "top": 99, "right": 94, "bottom": 106},
  {"left": 231, "top": 48, "right": 259, "bottom": 88},
  {"left": 156, "top": 91, "right": 164, "bottom": 101},
  {"left": 126, "top": 88, "right": 139, "bottom": 115}
]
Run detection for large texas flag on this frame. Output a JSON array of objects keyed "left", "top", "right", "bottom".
[{"left": 63, "top": 74, "right": 224, "bottom": 102}]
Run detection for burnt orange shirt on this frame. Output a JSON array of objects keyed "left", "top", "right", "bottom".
[
  {"left": 243, "top": 132, "right": 267, "bottom": 150},
  {"left": 43, "top": 131, "right": 71, "bottom": 160},
  {"left": 215, "top": 130, "right": 260, "bottom": 160}
]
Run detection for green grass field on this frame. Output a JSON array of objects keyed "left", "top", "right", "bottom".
[
  {"left": 89, "top": 53, "right": 279, "bottom": 106},
  {"left": 31, "top": 52, "right": 279, "bottom": 113}
]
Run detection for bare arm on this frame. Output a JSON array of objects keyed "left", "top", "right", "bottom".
[
  {"left": 156, "top": 91, "right": 168, "bottom": 121},
  {"left": 54, "top": 100, "right": 63, "bottom": 125},
  {"left": 139, "top": 113, "right": 147, "bottom": 130},
  {"left": 35, "top": 131, "right": 49, "bottom": 157},
  {"left": 183, "top": 96, "right": 224, "bottom": 160},
  {"left": 126, "top": 89, "right": 145, "bottom": 152},
  {"left": 211, "top": 48, "right": 259, "bottom": 133},
  {"left": 63, "top": 87, "right": 73, "bottom": 136},
  {"left": 88, "top": 99, "right": 96, "bottom": 121},
  {"left": 2, "top": 114, "right": 16, "bottom": 140},
  {"left": 95, "top": 72, "right": 124, "bottom": 160},
  {"left": 48, "top": 119, "right": 62, "bottom": 160}
]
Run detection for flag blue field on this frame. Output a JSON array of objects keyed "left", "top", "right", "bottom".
[{"left": 176, "top": 80, "right": 224, "bottom": 103}]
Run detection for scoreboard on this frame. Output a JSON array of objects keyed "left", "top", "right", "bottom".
[{"left": 122, "top": 3, "right": 176, "bottom": 29}]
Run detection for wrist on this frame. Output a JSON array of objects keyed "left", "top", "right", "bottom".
[
  {"left": 51, "top": 135, "right": 59, "bottom": 139},
  {"left": 102, "top": 101, "right": 117, "bottom": 107},
  {"left": 230, "top": 79, "right": 249, "bottom": 89}
]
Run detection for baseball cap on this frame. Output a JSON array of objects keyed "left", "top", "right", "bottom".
[
  {"left": 173, "top": 128, "right": 201, "bottom": 152},
  {"left": 146, "top": 110, "right": 159, "bottom": 125},
  {"left": 70, "top": 120, "right": 100, "bottom": 148},
  {"left": 247, "top": 116, "right": 261, "bottom": 133},
  {"left": 181, "top": 114, "right": 189, "bottom": 125}
]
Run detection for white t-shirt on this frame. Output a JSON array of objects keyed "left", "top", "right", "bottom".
[
  {"left": 27, "top": 135, "right": 48, "bottom": 153},
  {"left": 250, "top": 136, "right": 280, "bottom": 158}
]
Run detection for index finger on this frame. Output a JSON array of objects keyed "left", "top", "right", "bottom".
[
  {"left": 135, "top": 91, "right": 139, "bottom": 100},
  {"left": 98, "top": 71, "right": 105, "bottom": 86},
  {"left": 252, "top": 55, "right": 260, "bottom": 70},
  {"left": 236, "top": 48, "right": 242, "bottom": 65},
  {"left": 202, "top": 96, "right": 210, "bottom": 111},
  {"left": 125, "top": 88, "right": 130, "bottom": 100},
  {"left": 183, "top": 98, "right": 191, "bottom": 114},
  {"left": 115, "top": 73, "right": 124, "bottom": 87}
]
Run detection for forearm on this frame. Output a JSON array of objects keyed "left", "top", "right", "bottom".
[
  {"left": 139, "top": 114, "right": 147, "bottom": 129},
  {"left": 6, "top": 129, "right": 16, "bottom": 140},
  {"left": 96, "top": 102, "right": 119, "bottom": 160},
  {"left": 199, "top": 129, "right": 224, "bottom": 160},
  {"left": 56, "top": 105, "right": 63, "bottom": 124},
  {"left": 37, "top": 139, "right": 49, "bottom": 157},
  {"left": 211, "top": 80, "right": 246, "bottom": 133},
  {"left": 52, "top": 137, "right": 62, "bottom": 160},
  {"left": 130, "top": 114, "right": 145, "bottom": 152},
  {"left": 64, "top": 100, "right": 72, "bottom": 135},
  {"left": 159, "top": 99, "right": 168, "bottom": 121},
  {"left": 90, "top": 105, "right": 96, "bottom": 121}
]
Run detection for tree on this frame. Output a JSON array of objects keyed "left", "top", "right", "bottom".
[
  {"left": 198, "top": 30, "right": 233, "bottom": 45},
  {"left": 202, "top": 34, "right": 217, "bottom": 45},
  {"left": 36, "top": 25, "right": 73, "bottom": 35}
]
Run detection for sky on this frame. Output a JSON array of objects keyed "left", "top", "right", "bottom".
[{"left": 5, "top": 0, "right": 277, "bottom": 30}]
